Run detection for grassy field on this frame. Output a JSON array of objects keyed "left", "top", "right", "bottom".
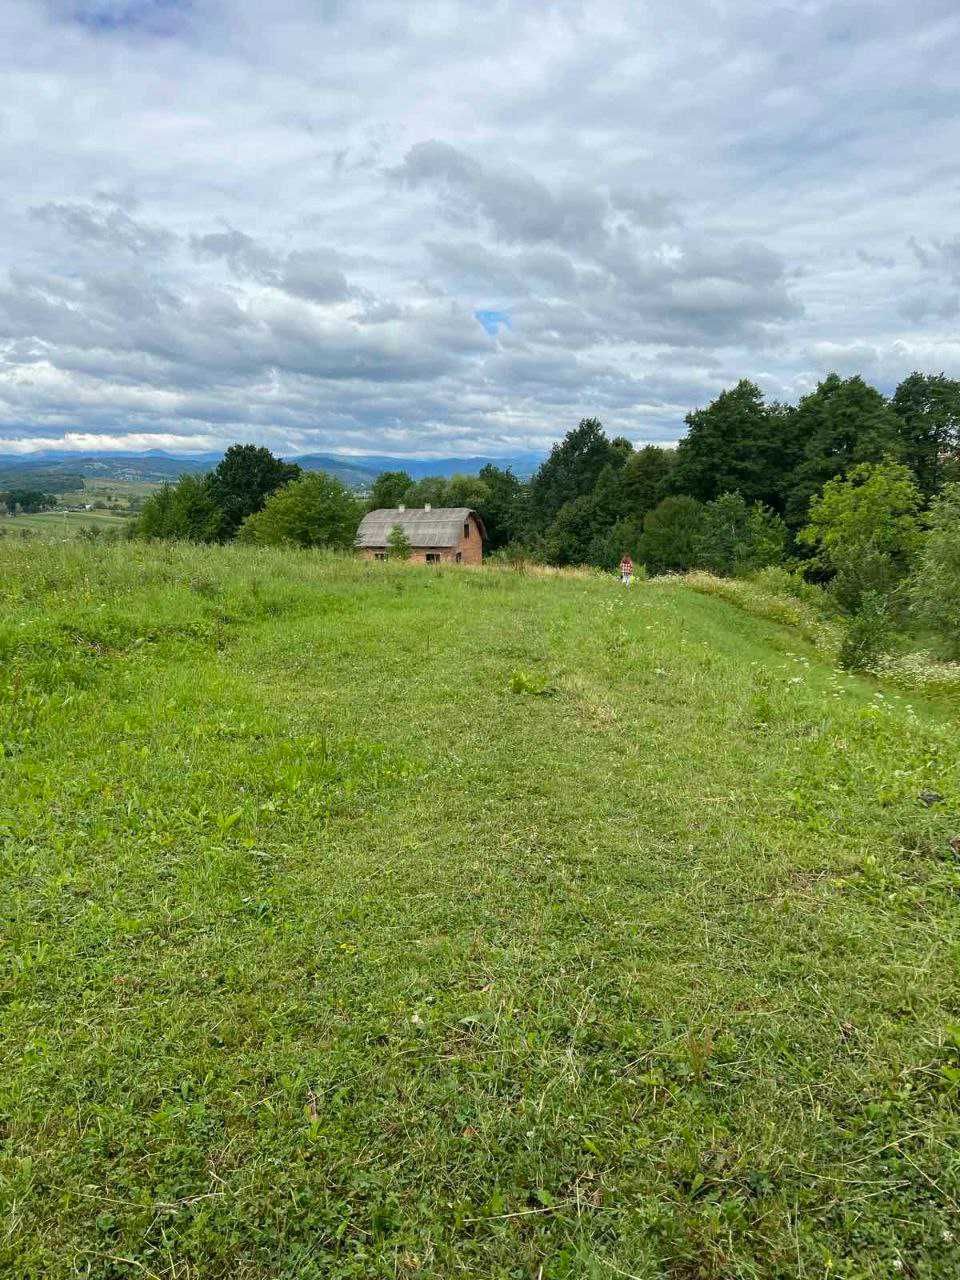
[
  {"left": 1, "top": 543, "right": 958, "bottom": 1279},
  {"left": 0, "top": 509, "right": 133, "bottom": 538},
  {"left": 56, "top": 479, "right": 161, "bottom": 511}
]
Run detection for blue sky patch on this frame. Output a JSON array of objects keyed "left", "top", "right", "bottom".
[{"left": 475, "top": 309, "right": 510, "bottom": 337}]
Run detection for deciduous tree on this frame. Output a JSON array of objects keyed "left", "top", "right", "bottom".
[
  {"left": 208, "top": 444, "right": 301, "bottom": 540},
  {"left": 786, "top": 375, "right": 901, "bottom": 527},
  {"left": 529, "top": 418, "right": 628, "bottom": 527},
  {"left": 891, "top": 371, "right": 960, "bottom": 500},
  {"left": 368, "top": 471, "right": 413, "bottom": 511},
  {"left": 239, "top": 472, "right": 361, "bottom": 549}
]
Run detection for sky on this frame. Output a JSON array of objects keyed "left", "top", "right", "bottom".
[{"left": 1, "top": 1, "right": 960, "bottom": 459}]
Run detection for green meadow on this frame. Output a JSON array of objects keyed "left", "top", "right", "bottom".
[
  {"left": 1, "top": 542, "right": 958, "bottom": 1279},
  {"left": 0, "top": 509, "right": 133, "bottom": 539}
]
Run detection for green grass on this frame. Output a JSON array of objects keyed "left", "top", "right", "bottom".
[
  {"left": 1, "top": 543, "right": 959, "bottom": 1279},
  {"left": 57, "top": 480, "right": 161, "bottom": 511},
  {"left": 0, "top": 510, "right": 133, "bottom": 538}
]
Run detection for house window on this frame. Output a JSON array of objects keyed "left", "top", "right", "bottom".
[
  {"left": 374, "top": 552, "right": 387, "bottom": 561},
  {"left": 456, "top": 552, "right": 462, "bottom": 563},
  {"left": 425, "top": 552, "right": 441, "bottom": 564},
  {"left": 463, "top": 521, "right": 470, "bottom": 538}
]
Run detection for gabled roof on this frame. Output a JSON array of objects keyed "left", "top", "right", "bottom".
[{"left": 356, "top": 507, "right": 486, "bottom": 548}]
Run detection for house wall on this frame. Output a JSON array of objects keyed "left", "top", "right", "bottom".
[{"left": 457, "top": 513, "right": 483, "bottom": 564}]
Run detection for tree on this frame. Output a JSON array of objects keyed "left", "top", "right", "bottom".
[
  {"left": 891, "top": 371, "right": 960, "bottom": 500},
  {"left": 3, "top": 488, "right": 57, "bottom": 514},
  {"left": 544, "top": 494, "right": 603, "bottom": 566},
  {"left": 909, "top": 482, "right": 960, "bottom": 656},
  {"left": 475, "top": 465, "right": 528, "bottom": 552},
  {"left": 673, "top": 380, "right": 797, "bottom": 509},
  {"left": 239, "top": 472, "right": 361, "bottom": 548},
  {"left": 620, "top": 445, "right": 676, "bottom": 520},
  {"left": 405, "top": 476, "right": 448, "bottom": 509},
  {"left": 442, "top": 473, "right": 492, "bottom": 511},
  {"left": 207, "top": 444, "right": 301, "bottom": 540},
  {"left": 637, "top": 496, "right": 708, "bottom": 574},
  {"left": 786, "top": 374, "right": 902, "bottom": 528},
  {"left": 166, "top": 474, "right": 222, "bottom": 542},
  {"left": 798, "top": 460, "right": 923, "bottom": 612},
  {"left": 799, "top": 460, "right": 923, "bottom": 571},
  {"left": 591, "top": 515, "right": 645, "bottom": 572},
  {"left": 368, "top": 470, "right": 413, "bottom": 511},
  {"left": 135, "top": 482, "right": 175, "bottom": 538},
  {"left": 133, "top": 474, "right": 220, "bottom": 541},
  {"left": 386, "top": 524, "right": 413, "bottom": 560},
  {"left": 529, "top": 418, "right": 628, "bottom": 527},
  {"left": 699, "top": 492, "right": 787, "bottom": 576}
]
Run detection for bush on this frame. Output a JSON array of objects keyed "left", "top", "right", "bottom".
[
  {"left": 799, "top": 460, "right": 923, "bottom": 612},
  {"left": 488, "top": 542, "right": 540, "bottom": 571},
  {"left": 839, "top": 590, "right": 894, "bottom": 670},
  {"left": 239, "top": 472, "right": 361, "bottom": 549},
  {"left": 909, "top": 482, "right": 960, "bottom": 656},
  {"left": 828, "top": 545, "right": 904, "bottom": 617},
  {"left": 386, "top": 525, "right": 413, "bottom": 561}
]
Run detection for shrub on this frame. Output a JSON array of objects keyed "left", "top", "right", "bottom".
[
  {"left": 799, "top": 460, "right": 923, "bottom": 612},
  {"left": 839, "top": 590, "right": 894, "bottom": 670},
  {"left": 239, "top": 472, "right": 361, "bottom": 549},
  {"left": 828, "top": 545, "right": 904, "bottom": 617},
  {"left": 909, "top": 483, "right": 960, "bottom": 656},
  {"left": 386, "top": 525, "right": 413, "bottom": 560},
  {"left": 751, "top": 565, "right": 832, "bottom": 610}
]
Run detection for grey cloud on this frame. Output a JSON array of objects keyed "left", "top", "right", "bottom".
[
  {"left": 612, "top": 190, "right": 683, "bottom": 230},
  {"left": 899, "top": 291, "right": 960, "bottom": 324},
  {"left": 857, "top": 248, "right": 896, "bottom": 269},
  {"left": 190, "top": 230, "right": 278, "bottom": 283},
  {"left": 908, "top": 235, "right": 960, "bottom": 279},
  {"left": 393, "top": 141, "right": 610, "bottom": 250},
  {"left": 190, "top": 230, "right": 351, "bottom": 302},
  {"left": 31, "top": 202, "right": 175, "bottom": 256},
  {"left": 280, "top": 252, "right": 352, "bottom": 304}
]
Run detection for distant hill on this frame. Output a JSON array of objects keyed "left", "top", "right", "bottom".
[
  {"left": 286, "top": 455, "right": 383, "bottom": 487},
  {"left": 0, "top": 449, "right": 545, "bottom": 489},
  {"left": 298, "top": 452, "right": 545, "bottom": 480},
  {"left": 0, "top": 460, "right": 86, "bottom": 493},
  {"left": 0, "top": 453, "right": 213, "bottom": 485}
]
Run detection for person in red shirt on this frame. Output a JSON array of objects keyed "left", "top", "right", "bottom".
[{"left": 619, "top": 553, "right": 633, "bottom": 586}]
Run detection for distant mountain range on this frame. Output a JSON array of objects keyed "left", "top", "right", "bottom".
[{"left": 0, "top": 449, "right": 545, "bottom": 488}]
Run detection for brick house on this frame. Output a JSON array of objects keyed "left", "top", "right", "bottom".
[{"left": 356, "top": 506, "right": 486, "bottom": 565}]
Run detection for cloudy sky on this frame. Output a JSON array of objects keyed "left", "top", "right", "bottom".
[{"left": 2, "top": 1, "right": 959, "bottom": 458}]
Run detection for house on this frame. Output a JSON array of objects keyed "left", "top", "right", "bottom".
[{"left": 356, "top": 505, "right": 486, "bottom": 565}]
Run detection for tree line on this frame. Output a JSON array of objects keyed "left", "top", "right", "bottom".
[{"left": 1, "top": 488, "right": 59, "bottom": 515}]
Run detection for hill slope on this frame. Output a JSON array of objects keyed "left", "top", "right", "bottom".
[
  {"left": 0, "top": 449, "right": 544, "bottom": 488},
  {"left": 1, "top": 545, "right": 958, "bottom": 1278}
]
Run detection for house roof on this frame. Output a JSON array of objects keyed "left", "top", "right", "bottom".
[{"left": 356, "top": 507, "right": 486, "bottom": 548}]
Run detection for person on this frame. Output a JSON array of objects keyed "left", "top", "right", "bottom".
[{"left": 619, "top": 553, "right": 633, "bottom": 586}]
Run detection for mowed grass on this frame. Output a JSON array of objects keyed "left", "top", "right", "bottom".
[{"left": 1, "top": 543, "right": 959, "bottom": 1279}]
